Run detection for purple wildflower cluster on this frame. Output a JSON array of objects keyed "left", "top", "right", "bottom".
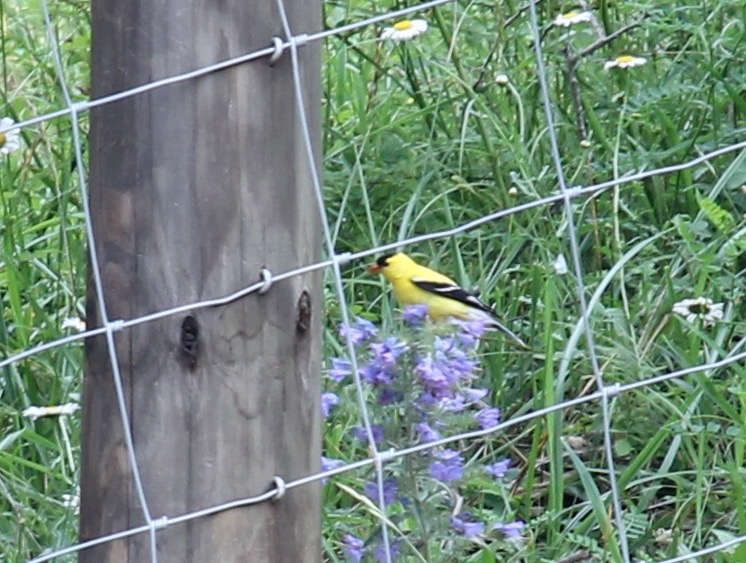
[
  {"left": 326, "top": 308, "right": 497, "bottom": 448},
  {"left": 344, "top": 535, "right": 401, "bottom": 563},
  {"left": 339, "top": 317, "right": 378, "bottom": 346},
  {"left": 415, "top": 335, "right": 479, "bottom": 403},
  {"left": 429, "top": 449, "right": 464, "bottom": 482},
  {"left": 486, "top": 458, "right": 511, "bottom": 478},
  {"left": 364, "top": 478, "right": 399, "bottom": 506},
  {"left": 451, "top": 513, "right": 485, "bottom": 538},
  {"left": 324, "top": 308, "right": 526, "bottom": 560}
]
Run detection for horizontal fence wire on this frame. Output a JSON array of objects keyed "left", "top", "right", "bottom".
[{"left": 2, "top": 0, "right": 744, "bottom": 561}]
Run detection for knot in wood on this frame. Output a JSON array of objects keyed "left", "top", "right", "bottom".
[
  {"left": 179, "top": 315, "right": 200, "bottom": 369},
  {"left": 296, "top": 290, "right": 312, "bottom": 333}
]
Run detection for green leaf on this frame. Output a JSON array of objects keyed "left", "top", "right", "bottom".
[
  {"left": 613, "top": 438, "right": 632, "bottom": 457},
  {"left": 696, "top": 192, "right": 736, "bottom": 233}
]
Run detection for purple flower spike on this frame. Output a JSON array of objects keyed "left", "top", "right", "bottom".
[
  {"left": 455, "top": 319, "right": 487, "bottom": 346},
  {"left": 465, "top": 319, "right": 487, "bottom": 337},
  {"left": 352, "top": 425, "right": 385, "bottom": 446},
  {"left": 438, "top": 394, "right": 466, "bottom": 412},
  {"left": 369, "top": 336, "right": 409, "bottom": 364},
  {"left": 433, "top": 336, "right": 479, "bottom": 383},
  {"left": 329, "top": 357, "right": 352, "bottom": 382},
  {"left": 321, "top": 456, "right": 345, "bottom": 472},
  {"left": 493, "top": 520, "right": 525, "bottom": 539},
  {"left": 415, "top": 355, "right": 449, "bottom": 396},
  {"left": 343, "top": 534, "right": 365, "bottom": 562},
  {"left": 464, "top": 387, "right": 489, "bottom": 403},
  {"left": 340, "top": 317, "right": 378, "bottom": 346},
  {"left": 433, "top": 335, "right": 457, "bottom": 355},
  {"left": 321, "top": 392, "right": 340, "bottom": 418},
  {"left": 416, "top": 391, "right": 436, "bottom": 407},
  {"left": 321, "top": 456, "right": 345, "bottom": 483},
  {"left": 451, "top": 514, "right": 485, "bottom": 538},
  {"left": 486, "top": 458, "right": 511, "bottom": 478},
  {"left": 416, "top": 421, "right": 441, "bottom": 443},
  {"left": 402, "top": 304, "right": 429, "bottom": 325},
  {"left": 360, "top": 360, "right": 394, "bottom": 386},
  {"left": 373, "top": 540, "right": 401, "bottom": 562},
  {"left": 429, "top": 449, "right": 464, "bottom": 483},
  {"left": 476, "top": 407, "right": 501, "bottom": 429},
  {"left": 378, "top": 387, "right": 404, "bottom": 405},
  {"left": 364, "top": 477, "right": 399, "bottom": 506}
]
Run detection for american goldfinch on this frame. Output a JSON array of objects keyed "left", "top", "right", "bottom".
[{"left": 368, "top": 252, "right": 528, "bottom": 348}]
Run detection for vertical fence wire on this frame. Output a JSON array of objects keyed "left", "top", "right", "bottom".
[
  {"left": 275, "top": 1, "right": 395, "bottom": 560},
  {"left": 527, "top": 1, "right": 631, "bottom": 560},
  {"left": 38, "top": 1, "right": 158, "bottom": 561}
]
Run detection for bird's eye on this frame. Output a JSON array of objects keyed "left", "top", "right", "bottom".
[{"left": 377, "top": 254, "right": 393, "bottom": 268}]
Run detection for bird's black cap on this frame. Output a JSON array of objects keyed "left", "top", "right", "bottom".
[{"left": 376, "top": 254, "right": 394, "bottom": 268}]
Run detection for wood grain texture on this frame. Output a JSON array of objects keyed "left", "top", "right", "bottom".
[{"left": 81, "top": 1, "right": 322, "bottom": 560}]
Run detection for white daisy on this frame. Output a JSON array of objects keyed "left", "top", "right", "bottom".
[
  {"left": 553, "top": 254, "right": 569, "bottom": 275},
  {"left": 381, "top": 19, "right": 428, "bottom": 41},
  {"left": 495, "top": 73, "right": 510, "bottom": 86},
  {"left": 0, "top": 117, "right": 21, "bottom": 155},
  {"left": 653, "top": 528, "right": 673, "bottom": 547},
  {"left": 672, "top": 297, "right": 724, "bottom": 326},
  {"left": 62, "top": 317, "right": 86, "bottom": 332},
  {"left": 553, "top": 11, "right": 593, "bottom": 27},
  {"left": 604, "top": 55, "right": 647, "bottom": 70},
  {"left": 62, "top": 493, "right": 81, "bottom": 515},
  {"left": 23, "top": 403, "right": 80, "bottom": 420}
]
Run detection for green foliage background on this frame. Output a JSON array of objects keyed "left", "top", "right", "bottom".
[{"left": 0, "top": 0, "right": 744, "bottom": 561}]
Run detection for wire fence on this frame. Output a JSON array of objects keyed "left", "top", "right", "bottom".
[{"left": 1, "top": 0, "right": 744, "bottom": 561}]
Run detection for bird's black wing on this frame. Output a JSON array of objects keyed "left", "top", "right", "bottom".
[
  {"left": 413, "top": 278, "right": 529, "bottom": 348},
  {"left": 410, "top": 279, "right": 495, "bottom": 315}
]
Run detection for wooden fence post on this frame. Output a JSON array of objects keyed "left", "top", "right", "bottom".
[{"left": 80, "top": 1, "right": 322, "bottom": 560}]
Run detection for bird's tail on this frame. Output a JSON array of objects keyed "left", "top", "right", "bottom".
[
  {"left": 469, "top": 309, "right": 529, "bottom": 349},
  {"left": 486, "top": 319, "right": 529, "bottom": 349}
]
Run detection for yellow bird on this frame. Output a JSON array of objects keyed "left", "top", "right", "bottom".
[{"left": 368, "top": 252, "right": 528, "bottom": 348}]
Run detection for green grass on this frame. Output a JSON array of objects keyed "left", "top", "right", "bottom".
[
  {"left": 321, "top": 0, "right": 745, "bottom": 560},
  {"left": 1, "top": 0, "right": 745, "bottom": 561},
  {"left": 1, "top": 0, "right": 88, "bottom": 560}
]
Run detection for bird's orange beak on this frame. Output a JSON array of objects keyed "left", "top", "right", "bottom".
[{"left": 367, "top": 263, "right": 381, "bottom": 274}]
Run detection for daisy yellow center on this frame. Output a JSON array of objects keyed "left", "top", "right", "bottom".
[
  {"left": 616, "top": 55, "right": 636, "bottom": 64},
  {"left": 564, "top": 11, "right": 579, "bottom": 17},
  {"left": 393, "top": 21, "right": 414, "bottom": 31},
  {"left": 0, "top": 132, "right": 6, "bottom": 147}
]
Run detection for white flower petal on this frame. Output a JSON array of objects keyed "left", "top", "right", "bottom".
[
  {"left": 381, "top": 19, "right": 429, "bottom": 41},
  {"left": 22, "top": 406, "right": 47, "bottom": 420},
  {"left": 62, "top": 494, "right": 79, "bottom": 508},
  {"left": 605, "top": 55, "right": 647, "bottom": 70},
  {"left": 62, "top": 317, "right": 87, "bottom": 332},
  {"left": 0, "top": 116, "right": 21, "bottom": 155},
  {"left": 23, "top": 403, "right": 80, "bottom": 420},
  {"left": 553, "top": 254, "right": 568, "bottom": 275},
  {"left": 553, "top": 11, "right": 593, "bottom": 27}
]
